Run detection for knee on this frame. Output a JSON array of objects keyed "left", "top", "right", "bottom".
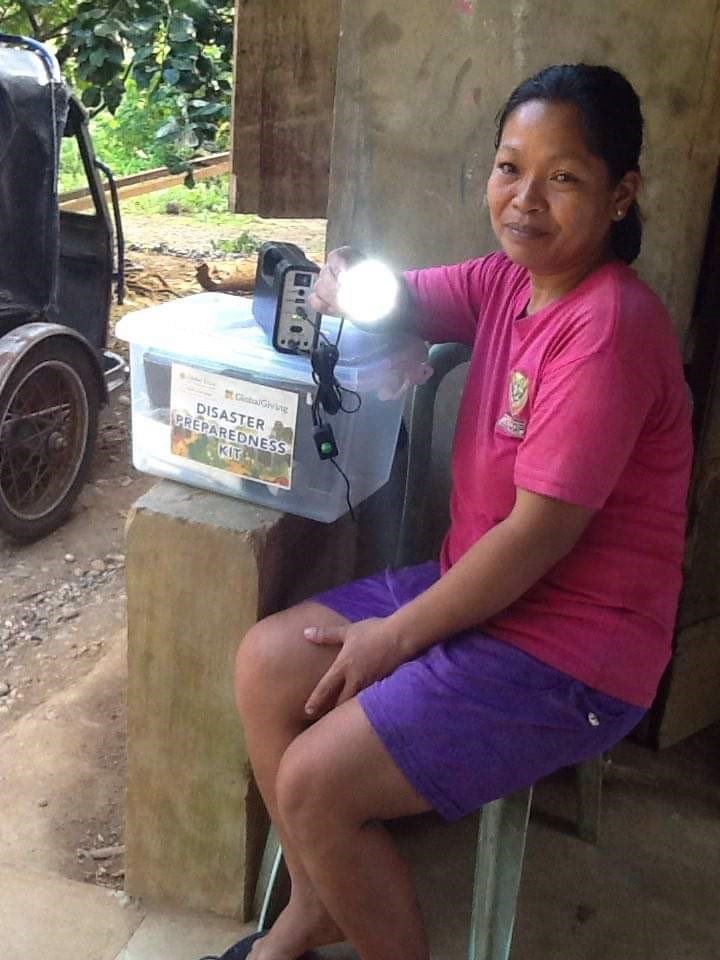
[{"left": 234, "top": 617, "right": 284, "bottom": 715}]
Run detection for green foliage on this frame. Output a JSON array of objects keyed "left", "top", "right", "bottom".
[
  {"left": 211, "top": 230, "right": 261, "bottom": 255},
  {"left": 59, "top": 138, "right": 88, "bottom": 193},
  {"left": 59, "top": 79, "right": 223, "bottom": 192},
  {"left": 122, "top": 174, "right": 233, "bottom": 215},
  {"left": 0, "top": 0, "right": 233, "bottom": 158}
]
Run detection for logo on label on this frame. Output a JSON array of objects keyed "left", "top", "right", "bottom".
[
  {"left": 496, "top": 370, "right": 530, "bottom": 439},
  {"left": 509, "top": 371, "right": 529, "bottom": 416}
]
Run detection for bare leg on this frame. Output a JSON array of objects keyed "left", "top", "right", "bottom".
[
  {"left": 234, "top": 602, "right": 351, "bottom": 959},
  {"left": 276, "top": 698, "right": 432, "bottom": 960}
]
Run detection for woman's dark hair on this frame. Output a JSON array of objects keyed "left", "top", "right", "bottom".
[{"left": 495, "top": 64, "right": 644, "bottom": 264}]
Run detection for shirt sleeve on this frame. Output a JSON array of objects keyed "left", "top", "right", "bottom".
[
  {"left": 514, "top": 349, "right": 655, "bottom": 510},
  {"left": 403, "top": 255, "right": 495, "bottom": 346}
]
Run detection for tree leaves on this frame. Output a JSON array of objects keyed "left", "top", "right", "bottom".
[
  {"left": 2, "top": 0, "right": 233, "bottom": 154},
  {"left": 81, "top": 86, "right": 103, "bottom": 108},
  {"left": 155, "top": 118, "right": 180, "bottom": 141},
  {"left": 104, "top": 82, "right": 124, "bottom": 111},
  {"left": 93, "top": 20, "right": 123, "bottom": 39},
  {"left": 167, "top": 12, "right": 195, "bottom": 43}
]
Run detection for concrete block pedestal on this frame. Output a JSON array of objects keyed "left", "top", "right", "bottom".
[{"left": 125, "top": 481, "right": 356, "bottom": 918}]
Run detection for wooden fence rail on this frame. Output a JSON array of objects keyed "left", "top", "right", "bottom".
[{"left": 59, "top": 152, "right": 230, "bottom": 212}]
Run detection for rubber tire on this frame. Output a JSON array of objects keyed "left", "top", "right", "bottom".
[{"left": 0, "top": 337, "right": 100, "bottom": 542}]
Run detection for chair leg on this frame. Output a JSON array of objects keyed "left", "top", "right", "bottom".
[
  {"left": 575, "top": 754, "right": 604, "bottom": 844},
  {"left": 468, "top": 787, "right": 533, "bottom": 960},
  {"left": 254, "top": 825, "right": 289, "bottom": 932}
]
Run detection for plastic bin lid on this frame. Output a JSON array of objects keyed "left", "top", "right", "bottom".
[{"left": 115, "top": 292, "right": 429, "bottom": 394}]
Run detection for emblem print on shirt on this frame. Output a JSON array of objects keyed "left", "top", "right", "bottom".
[
  {"left": 496, "top": 370, "right": 529, "bottom": 438},
  {"left": 509, "top": 371, "right": 529, "bottom": 415}
]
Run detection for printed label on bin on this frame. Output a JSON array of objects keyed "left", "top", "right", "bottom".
[{"left": 170, "top": 363, "right": 298, "bottom": 490}]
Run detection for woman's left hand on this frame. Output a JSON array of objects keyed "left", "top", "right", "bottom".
[{"left": 303, "top": 618, "right": 409, "bottom": 717}]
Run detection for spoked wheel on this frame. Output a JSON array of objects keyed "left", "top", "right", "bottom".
[{"left": 0, "top": 337, "right": 100, "bottom": 541}]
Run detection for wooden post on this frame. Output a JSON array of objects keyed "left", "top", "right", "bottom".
[
  {"left": 125, "top": 481, "right": 356, "bottom": 918},
  {"left": 230, "top": 0, "right": 340, "bottom": 217}
]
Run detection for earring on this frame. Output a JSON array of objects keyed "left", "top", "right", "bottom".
[{"left": 615, "top": 209, "right": 624, "bottom": 219}]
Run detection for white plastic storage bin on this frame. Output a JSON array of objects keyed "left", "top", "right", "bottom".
[{"left": 116, "top": 293, "right": 428, "bottom": 523}]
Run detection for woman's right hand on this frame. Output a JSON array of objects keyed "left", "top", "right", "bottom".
[{"left": 308, "top": 246, "right": 365, "bottom": 317}]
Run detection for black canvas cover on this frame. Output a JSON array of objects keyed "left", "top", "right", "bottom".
[{"left": 0, "top": 42, "right": 69, "bottom": 324}]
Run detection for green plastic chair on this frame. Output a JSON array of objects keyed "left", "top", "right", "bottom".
[{"left": 395, "top": 341, "right": 534, "bottom": 959}]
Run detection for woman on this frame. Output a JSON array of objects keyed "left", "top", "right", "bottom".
[{"left": 222, "top": 64, "right": 692, "bottom": 960}]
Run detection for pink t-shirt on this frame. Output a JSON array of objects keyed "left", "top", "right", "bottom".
[{"left": 405, "top": 252, "right": 693, "bottom": 707}]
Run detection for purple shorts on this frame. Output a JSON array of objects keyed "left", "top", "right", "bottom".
[{"left": 313, "top": 562, "right": 646, "bottom": 822}]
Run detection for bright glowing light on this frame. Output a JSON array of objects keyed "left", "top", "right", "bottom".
[{"left": 336, "top": 259, "right": 399, "bottom": 328}]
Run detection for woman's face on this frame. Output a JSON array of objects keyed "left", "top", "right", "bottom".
[{"left": 487, "top": 99, "right": 636, "bottom": 278}]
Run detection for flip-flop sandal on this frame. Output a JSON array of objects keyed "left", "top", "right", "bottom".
[{"left": 196, "top": 929, "right": 268, "bottom": 960}]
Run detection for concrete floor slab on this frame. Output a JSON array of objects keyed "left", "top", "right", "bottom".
[
  {"left": 512, "top": 731, "right": 720, "bottom": 960},
  {"left": 0, "top": 864, "right": 143, "bottom": 960},
  {"left": 4, "top": 721, "right": 718, "bottom": 960},
  {"left": 117, "top": 910, "right": 251, "bottom": 960},
  {"left": 390, "top": 728, "right": 720, "bottom": 960}
]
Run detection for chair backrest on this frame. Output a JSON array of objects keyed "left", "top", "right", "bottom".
[{"left": 396, "top": 342, "right": 470, "bottom": 567}]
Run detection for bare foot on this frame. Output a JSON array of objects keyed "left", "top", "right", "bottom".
[{"left": 250, "top": 893, "right": 344, "bottom": 960}]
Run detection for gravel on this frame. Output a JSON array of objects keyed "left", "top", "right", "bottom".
[{"left": 0, "top": 554, "right": 126, "bottom": 658}]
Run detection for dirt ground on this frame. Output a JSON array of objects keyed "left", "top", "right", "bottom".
[{"left": 0, "top": 211, "right": 326, "bottom": 890}]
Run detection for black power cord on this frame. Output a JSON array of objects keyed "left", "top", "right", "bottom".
[
  {"left": 311, "top": 342, "right": 343, "bottom": 415},
  {"left": 308, "top": 321, "right": 362, "bottom": 521}
]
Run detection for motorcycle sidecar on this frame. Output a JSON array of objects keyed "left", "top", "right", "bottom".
[{"left": 0, "top": 34, "right": 126, "bottom": 541}]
